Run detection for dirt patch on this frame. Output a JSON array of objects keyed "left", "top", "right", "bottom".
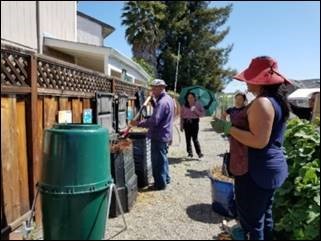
[
  {"left": 111, "top": 139, "right": 132, "bottom": 153},
  {"left": 210, "top": 166, "right": 234, "bottom": 183},
  {"left": 136, "top": 191, "right": 156, "bottom": 205}
]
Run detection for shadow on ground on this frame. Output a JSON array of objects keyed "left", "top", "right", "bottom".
[
  {"left": 201, "top": 128, "right": 214, "bottom": 132},
  {"left": 217, "top": 153, "right": 226, "bottom": 158},
  {"left": 138, "top": 186, "right": 156, "bottom": 193},
  {"left": 168, "top": 157, "right": 199, "bottom": 165},
  {"left": 185, "top": 169, "right": 208, "bottom": 179},
  {"left": 186, "top": 203, "right": 224, "bottom": 224}
]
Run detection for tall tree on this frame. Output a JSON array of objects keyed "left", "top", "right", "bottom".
[
  {"left": 122, "top": 1, "right": 235, "bottom": 92},
  {"left": 122, "top": 1, "right": 166, "bottom": 71},
  {"left": 158, "top": 1, "right": 235, "bottom": 91}
]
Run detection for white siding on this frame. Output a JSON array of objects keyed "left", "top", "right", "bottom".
[
  {"left": 77, "top": 15, "right": 103, "bottom": 46},
  {"left": 39, "top": 1, "right": 76, "bottom": 52},
  {"left": 1, "top": 1, "right": 76, "bottom": 52},
  {"left": 108, "top": 56, "right": 148, "bottom": 83},
  {"left": 1, "top": 1, "right": 37, "bottom": 50}
]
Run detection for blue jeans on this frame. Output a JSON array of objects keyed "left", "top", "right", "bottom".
[
  {"left": 234, "top": 174, "right": 275, "bottom": 240},
  {"left": 151, "top": 140, "right": 171, "bottom": 189}
]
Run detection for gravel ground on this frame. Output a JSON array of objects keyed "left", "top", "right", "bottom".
[{"left": 106, "top": 117, "right": 234, "bottom": 240}]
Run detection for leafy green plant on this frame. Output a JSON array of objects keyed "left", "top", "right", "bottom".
[{"left": 273, "top": 118, "right": 320, "bottom": 240}]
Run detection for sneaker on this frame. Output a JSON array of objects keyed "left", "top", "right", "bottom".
[
  {"left": 187, "top": 154, "right": 193, "bottom": 158},
  {"left": 151, "top": 185, "right": 166, "bottom": 191},
  {"left": 198, "top": 153, "right": 204, "bottom": 159}
]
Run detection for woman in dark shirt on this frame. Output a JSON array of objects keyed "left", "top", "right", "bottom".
[
  {"left": 222, "top": 93, "right": 247, "bottom": 121},
  {"left": 222, "top": 93, "right": 249, "bottom": 176}
]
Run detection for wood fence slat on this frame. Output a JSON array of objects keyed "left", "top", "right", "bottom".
[
  {"left": 1, "top": 97, "right": 20, "bottom": 223},
  {"left": 82, "top": 98, "right": 91, "bottom": 110},
  {"left": 72, "top": 98, "right": 82, "bottom": 123},
  {"left": 44, "top": 97, "right": 58, "bottom": 129},
  {"left": 35, "top": 97, "right": 44, "bottom": 223},
  {"left": 16, "top": 99, "right": 30, "bottom": 215},
  {"left": 1, "top": 86, "right": 31, "bottom": 94},
  {"left": 59, "top": 97, "right": 71, "bottom": 111}
]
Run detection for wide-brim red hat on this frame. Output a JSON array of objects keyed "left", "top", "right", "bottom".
[{"left": 234, "top": 56, "right": 292, "bottom": 85}]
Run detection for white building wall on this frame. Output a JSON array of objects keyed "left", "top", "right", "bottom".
[
  {"left": 1, "top": 1, "right": 76, "bottom": 52},
  {"left": 1, "top": 1, "right": 37, "bottom": 50},
  {"left": 108, "top": 56, "right": 148, "bottom": 83},
  {"left": 77, "top": 15, "right": 103, "bottom": 46},
  {"left": 39, "top": 1, "right": 76, "bottom": 52}
]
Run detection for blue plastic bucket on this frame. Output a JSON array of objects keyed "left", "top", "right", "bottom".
[{"left": 208, "top": 172, "right": 236, "bottom": 218}]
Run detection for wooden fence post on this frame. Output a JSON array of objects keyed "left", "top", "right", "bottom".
[
  {"left": 26, "top": 55, "right": 40, "bottom": 223},
  {"left": 111, "top": 78, "right": 116, "bottom": 94}
]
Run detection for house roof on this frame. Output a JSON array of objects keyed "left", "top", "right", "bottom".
[
  {"left": 108, "top": 48, "right": 151, "bottom": 81},
  {"left": 43, "top": 37, "right": 151, "bottom": 81},
  {"left": 288, "top": 88, "right": 320, "bottom": 99},
  {"left": 77, "top": 11, "right": 115, "bottom": 39}
]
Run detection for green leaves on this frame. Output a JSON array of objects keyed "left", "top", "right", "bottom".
[
  {"left": 133, "top": 57, "right": 156, "bottom": 80},
  {"left": 122, "top": 1, "right": 166, "bottom": 68},
  {"left": 122, "top": 1, "right": 235, "bottom": 91},
  {"left": 274, "top": 118, "right": 320, "bottom": 240}
]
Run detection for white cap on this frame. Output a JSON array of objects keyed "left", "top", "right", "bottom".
[{"left": 151, "top": 79, "right": 167, "bottom": 87}]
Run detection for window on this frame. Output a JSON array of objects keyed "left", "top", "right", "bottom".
[{"left": 121, "top": 69, "right": 127, "bottom": 81}]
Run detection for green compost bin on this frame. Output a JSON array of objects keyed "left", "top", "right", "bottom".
[{"left": 39, "top": 124, "right": 112, "bottom": 240}]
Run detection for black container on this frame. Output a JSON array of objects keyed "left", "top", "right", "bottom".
[
  {"left": 109, "top": 141, "right": 137, "bottom": 218},
  {"left": 127, "top": 174, "right": 138, "bottom": 210},
  {"left": 109, "top": 175, "right": 138, "bottom": 218},
  {"left": 109, "top": 186, "right": 127, "bottom": 218},
  {"left": 110, "top": 142, "right": 135, "bottom": 187},
  {"left": 116, "top": 111, "right": 127, "bottom": 132},
  {"left": 118, "top": 94, "right": 128, "bottom": 111},
  {"left": 97, "top": 113, "right": 114, "bottom": 134},
  {"left": 128, "top": 132, "right": 153, "bottom": 188},
  {"left": 95, "top": 92, "right": 116, "bottom": 134},
  {"left": 96, "top": 92, "right": 114, "bottom": 114},
  {"left": 114, "top": 94, "right": 128, "bottom": 133}
]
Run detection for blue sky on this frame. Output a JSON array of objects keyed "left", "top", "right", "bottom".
[{"left": 78, "top": 1, "right": 320, "bottom": 83}]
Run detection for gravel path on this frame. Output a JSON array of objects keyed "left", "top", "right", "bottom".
[{"left": 106, "top": 117, "right": 232, "bottom": 240}]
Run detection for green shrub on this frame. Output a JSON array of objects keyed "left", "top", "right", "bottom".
[{"left": 274, "top": 118, "right": 320, "bottom": 240}]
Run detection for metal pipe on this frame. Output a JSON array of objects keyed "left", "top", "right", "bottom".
[{"left": 174, "top": 42, "right": 181, "bottom": 93}]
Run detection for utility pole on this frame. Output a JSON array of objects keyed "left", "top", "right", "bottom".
[{"left": 174, "top": 42, "right": 181, "bottom": 93}]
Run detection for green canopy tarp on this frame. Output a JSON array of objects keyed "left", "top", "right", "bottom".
[{"left": 179, "top": 86, "right": 218, "bottom": 116}]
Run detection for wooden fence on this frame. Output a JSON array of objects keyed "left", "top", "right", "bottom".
[{"left": 1, "top": 44, "right": 149, "bottom": 238}]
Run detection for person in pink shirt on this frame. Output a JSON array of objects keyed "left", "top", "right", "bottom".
[{"left": 180, "top": 92, "right": 204, "bottom": 158}]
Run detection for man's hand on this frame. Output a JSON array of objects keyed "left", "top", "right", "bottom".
[
  {"left": 211, "top": 118, "right": 232, "bottom": 135},
  {"left": 190, "top": 106, "right": 196, "bottom": 112},
  {"left": 129, "top": 120, "right": 138, "bottom": 127}
]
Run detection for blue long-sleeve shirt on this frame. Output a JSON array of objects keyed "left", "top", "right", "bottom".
[{"left": 138, "top": 91, "right": 174, "bottom": 143}]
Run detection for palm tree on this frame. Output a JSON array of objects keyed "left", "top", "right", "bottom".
[{"left": 121, "top": 1, "right": 166, "bottom": 71}]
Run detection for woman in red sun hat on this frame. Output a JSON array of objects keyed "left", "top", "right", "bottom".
[{"left": 214, "top": 56, "right": 292, "bottom": 240}]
